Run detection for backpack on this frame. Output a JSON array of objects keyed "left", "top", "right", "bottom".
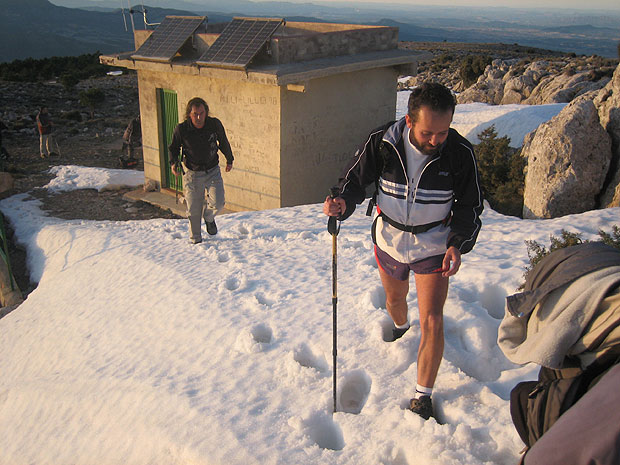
[{"left": 510, "top": 355, "right": 619, "bottom": 452}]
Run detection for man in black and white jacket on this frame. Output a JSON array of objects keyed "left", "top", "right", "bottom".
[{"left": 324, "top": 82, "right": 483, "bottom": 420}]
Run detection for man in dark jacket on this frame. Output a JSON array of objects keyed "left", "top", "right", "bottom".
[
  {"left": 324, "top": 83, "right": 483, "bottom": 420},
  {"left": 169, "top": 97, "right": 234, "bottom": 244}
]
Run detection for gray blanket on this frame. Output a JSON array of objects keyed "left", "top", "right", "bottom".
[{"left": 498, "top": 266, "right": 620, "bottom": 369}]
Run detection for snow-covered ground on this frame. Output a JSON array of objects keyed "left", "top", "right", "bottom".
[
  {"left": 43, "top": 165, "right": 144, "bottom": 193},
  {"left": 396, "top": 90, "right": 566, "bottom": 146},
  {"left": 1, "top": 94, "right": 609, "bottom": 465}
]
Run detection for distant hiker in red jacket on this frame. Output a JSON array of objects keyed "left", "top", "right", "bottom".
[{"left": 36, "top": 106, "right": 54, "bottom": 158}]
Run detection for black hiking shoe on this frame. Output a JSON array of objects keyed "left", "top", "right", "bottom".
[
  {"left": 409, "top": 395, "right": 433, "bottom": 420},
  {"left": 389, "top": 325, "right": 410, "bottom": 342},
  {"left": 206, "top": 220, "right": 218, "bottom": 236}
]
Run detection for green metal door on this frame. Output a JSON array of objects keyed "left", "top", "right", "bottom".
[{"left": 158, "top": 88, "right": 180, "bottom": 191}]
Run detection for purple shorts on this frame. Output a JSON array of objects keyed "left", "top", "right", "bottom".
[{"left": 375, "top": 246, "right": 444, "bottom": 281}]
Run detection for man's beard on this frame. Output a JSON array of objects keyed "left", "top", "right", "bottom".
[{"left": 412, "top": 137, "right": 440, "bottom": 156}]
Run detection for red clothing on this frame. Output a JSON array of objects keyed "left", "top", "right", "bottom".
[{"left": 36, "top": 111, "right": 52, "bottom": 135}]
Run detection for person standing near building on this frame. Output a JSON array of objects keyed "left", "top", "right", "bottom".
[
  {"left": 36, "top": 106, "right": 54, "bottom": 158},
  {"left": 323, "top": 83, "right": 483, "bottom": 420},
  {"left": 0, "top": 119, "right": 10, "bottom": 168},
  {"left": 0, "top": 119, "right": 8, "bottom": 159},
  {"left": 169, "top": 97, "right": 234, "bottom": 244},
  {"left": 120, "top": 115, "right": 141, "bottom": 167}
]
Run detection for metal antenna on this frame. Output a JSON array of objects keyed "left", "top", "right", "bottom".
[
  {"left": 120, "top": 0, "right": 128, "bottom": 32},
  {"left": 127, "top": 0, "right": 135, "bottom": 32},
  {"left": 139, "top": 0, "right": 160, "bottom": 29}
]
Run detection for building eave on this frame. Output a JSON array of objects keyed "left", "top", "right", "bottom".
[{"left": 100, "top": 49, "right": 431, "bottom": 86}]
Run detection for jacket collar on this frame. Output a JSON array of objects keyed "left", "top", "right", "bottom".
[{"left": 383, "top": 117, "right": 447, "bottom": 163}]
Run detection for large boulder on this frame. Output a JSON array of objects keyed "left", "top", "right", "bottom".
[
  {"left": 500, "top": 64, "right": 550, "bottom": 104},
  {"left": 457, "top": 76, "right": 504, "bottom": 104},
  {"left": 457, "top": 60, "right": 513, "bottom": 104},
  {"left": 594, "top": 62, "right": 620, "bottom": 208},
  {"left": 522, "top": 99, "right": 612, "bottom": 219},
  {"left": 525, "top": 70, "right": 610, "bottom": 105}
]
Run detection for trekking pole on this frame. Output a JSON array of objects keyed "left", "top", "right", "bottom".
[
  {"left": 327, "top": 187, "right": 341, "bottom": 413},
  {"left": 174, "top": 161, "right": 184, "bottom": 204},
  {"left": 175, "top": 169, "right": 180, "bottom": 205}
]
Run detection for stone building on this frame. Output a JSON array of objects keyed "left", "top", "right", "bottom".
[{"left": 100, "top": 16, "right": 426, "bottom": 212}]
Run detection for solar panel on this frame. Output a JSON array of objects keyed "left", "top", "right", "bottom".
[
  {"left": 132, "top": 16, "right": 207, "bottom": 62},
  {"left": 197, "top": 17, "right": 284, "bottom": 69}
]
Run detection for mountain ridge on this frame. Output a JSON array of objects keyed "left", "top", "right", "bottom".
[{"left": 1, "top": 0, "right": 618, "bottom": 62}]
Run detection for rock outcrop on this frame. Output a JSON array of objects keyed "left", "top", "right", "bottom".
[
  {"left": 593, "top": 64, "right": 620, "bottom": 208},
  {"left": 522, "top": 99, "right": 612, "bottom": 219},
  {"left": 457, "top": 57, "right": 612, "bottom": 106}
]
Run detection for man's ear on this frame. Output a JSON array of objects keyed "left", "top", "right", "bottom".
[{"left": 405, "top": 114, "right": 413, "bottom": 129}]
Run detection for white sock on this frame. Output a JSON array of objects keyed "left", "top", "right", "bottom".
[
  {"left": 414, "top": 384, "right": 433, "bottom": 399},
  {"left": 394, "top": 321, "right": 409, "bottom": 329}
]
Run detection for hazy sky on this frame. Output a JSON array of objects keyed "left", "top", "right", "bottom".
[{"left": 288, "top": 0, "right": 620, "bottom": 9}]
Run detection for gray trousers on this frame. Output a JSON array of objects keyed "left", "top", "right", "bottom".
[{"left": 183, "top": 165, "right": 225, "bottom": 241}]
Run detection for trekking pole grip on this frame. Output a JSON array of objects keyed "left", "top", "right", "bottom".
[{"left": 327, "top": 187, "right": 340, "bottom": 235}]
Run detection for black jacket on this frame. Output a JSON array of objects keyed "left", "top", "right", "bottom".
[
  {"left": 168, "top": 117, "right": 233, "bottom": 171},
  {"left": 337, "top": 117, "right": 483, "bottom": 262}
]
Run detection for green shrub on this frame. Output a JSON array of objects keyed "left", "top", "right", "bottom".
[
  {"left": 598, "top": 225, "right": 620, "bottom": 249},
  {"left": 61, "top": 110, "right": 82, "bottom": 122},
  {"left": 459, "top": 54, "right": 492, "bottom": 88},
  {"left": 475, "top": 125, "right": 525, "bottom": 217},
  {"left": 522, "top": 227, "right": 620, "bottom": 287},
  {"left": 60, "top": 73, "right": 79, "bottom": 91},
  {"left": 437, "top": 53, "right": 453, "bottom": 64},
  {"left": 79, "top": 88, "right": 105, "bottom": 118},
  {"left": 0, "top": 53, "right": 108, "bottom": 82}
]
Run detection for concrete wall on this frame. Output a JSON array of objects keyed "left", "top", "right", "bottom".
[
  {"left": 137, "top": 69, "right": 283, "bottom": 212},
  {"left": 279, "top": 67, "right": 397, "bottom": 207},
  {"left": 272, "top": 24, "right": 399, "bottom": 65},
  {"left": 216, "top": 82, "right": 281, "bottom": 211},
  {"left": 137, "top": 65, "right": 397, "bottom": 212}
]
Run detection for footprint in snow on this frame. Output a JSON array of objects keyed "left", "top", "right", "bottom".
[
  {"left": 293, "top": 343, "right": 328, "bottom": 373},
  {"left": 339, "top": 370, "right": 371, "bottom": 414},
  {"left": 254, "top": 292, "right": 275, "bottom": 307},
  {"left": 368, "top": 285, "right": 386, "bottom": 310},
  {"left": 225, "top": 275, "right": 240, "bottom": 291},
  {"left": 251, "top": 323, "right": 273, "bottom": 344},
  {"left": 233, "top": 323, "right": 275, "bottom": 354},
  {"left": 300, "top": 411, "right": 345, "bottom": 451}
]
